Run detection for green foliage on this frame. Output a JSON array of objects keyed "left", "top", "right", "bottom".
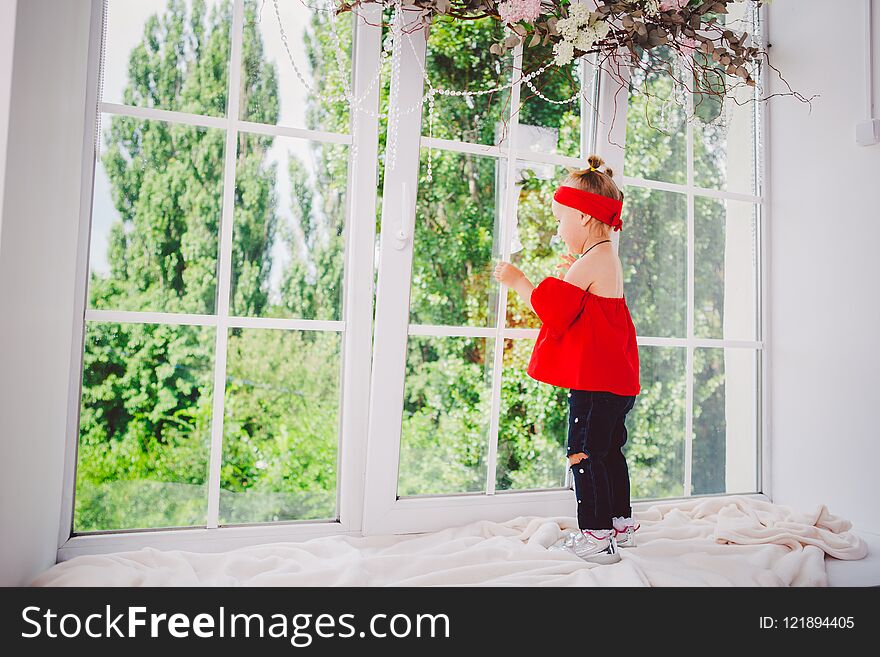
[
  {"left": 220, "top": 329, "right": 340, "bottom": 522},
  {"left": 77, "top": 0, "right": 344, "bottom": 530},
  {"left": 77, "top": 322, "right": 214, "bottom": 530},
  {"left": 399, "top": 337, "right": 493, "bottom": 495}
]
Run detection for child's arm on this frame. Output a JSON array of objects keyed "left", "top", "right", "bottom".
[
  {"left": 494, "top": 254, "right": 580, "bottom": 313},
  {"left": 494, "top": 262, "right": 535, "bottom": 312},
  {"left": 509, "top": 274, "right": 536, "bottom": 313}
]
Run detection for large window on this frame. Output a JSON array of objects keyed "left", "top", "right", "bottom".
[
  {"left": 74, "top": 0, "right": 363, "bottom": 533},
  {"left": 621, "top": 3, "right": 762, "bottom": 498},
  {"left": 66, "top": 0, "right": 765, "bottom": 546},
  {"left": 363, "top": 4, "right": 610, "bottom": 534},
  {"left": 363, "top": 3, "right": 763, "bottom": 535}
]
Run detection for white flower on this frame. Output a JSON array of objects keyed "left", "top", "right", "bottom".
[
  {"left": 574, "top": 28, "right": 596, "bottom": 52},
  {"left": 553, "top": 39, "right": 575, "bottom": 66},
  {"left": 644, "top": 0, "right": 661, "bottom": 15},
  {"left": 556, "top": 16, "right": 580, "bottom": 40},
  {"left": 555, "top": 4, "right": 611, "bottom": 62},
  {"left": 593, "top": 19, "right": 610, "bottom": 39},
  {"left": 569, "top": 3, "right": 591, "bottom": 24}
]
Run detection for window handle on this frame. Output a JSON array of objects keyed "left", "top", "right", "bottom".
[{"left": 394, "top": 182, "right": 409, "bottom": 250}]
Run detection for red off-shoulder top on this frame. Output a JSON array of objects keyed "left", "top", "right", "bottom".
[{"left": 527, "top": 276, "right": 641, "bottom": 396}]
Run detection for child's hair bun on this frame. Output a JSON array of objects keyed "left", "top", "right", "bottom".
[
  {"left": 586, "top": 154, "right": 605, "bottom": 170},
  {"left": 565, "top": 154, "right": 614, "bottom": 178},
  {"left": 562, "top": 154, "right": 622, "bottom": 201}
]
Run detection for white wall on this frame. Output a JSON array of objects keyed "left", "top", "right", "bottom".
[
  {"left": 0, "top": 0, "right": 92, "bottom": 586},
  {"left": 0, "top": 0, "right": 17, "bottom": 252},
  {"left": 767, "top": 0, "right": 880, "bottom": 534}
]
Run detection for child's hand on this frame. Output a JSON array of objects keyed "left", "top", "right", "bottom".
[
  {"left": 555, "top": 253, "right": 578, "bottom": 277},
  {"left": 493, "top": 261, "right": 524, "bottom": 287},
  {"left": 568, "top": 452, "right": 589, "bottom": 466}
]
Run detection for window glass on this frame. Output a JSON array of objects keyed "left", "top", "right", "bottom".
[
  {"left": 231, "top": 135, "right": 348, "bottom": 321},
  {"left": 695, "top": 197, "right": 758, "bottom": 341},
  {"left": 409, "top": 147, "right": 505, "bottom": 327},
  {"left": 240, "top": 0, "right": 351, "bottom": 132},
  {"left": 496, "top": 338, "right": 569, "bottom": 492},
  {"left": 89, "top": 115, "right": 225, "bottom": 315},
  {"left": 692, "top": 347, "right": 759, "bottom": 495},
  {"left": 221, "top": 328, "right": 341, "bottom": 523},
  {"left": 516, "top": 41, "right": 589, "bottom": 158},
  {"left": 398, "top": 336, "right": 494, "bottom": 497},
  {"left": 630, "top": 346, "right": 687, "bottom": 500},
  {"left": 422, "top": 16, "right": 512, "bottom": 146},
  {"left": 693, "top": 0, "right": 759, "bottom": 195},
  {"left": 624, "top": 45, "right": 687, "bottom": 184},
  {"left": 505, "top": 159, "right": 574, "bottom": 330},
  {"left": 102, "top": 0, "right": 232, "bottom": 117},
  {"left": 76, "top": 322, "right": 214, "bottom": 532},
  {"left": 621, "top": 185, "right": 687, "bottom": 339}
]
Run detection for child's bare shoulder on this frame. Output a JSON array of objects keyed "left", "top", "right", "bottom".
[
  {"left": 563, "top": 255, "right": 594, "bottom": 291},
  {"left": 564, "top": 248, "right": 619, "bottom": 292}
]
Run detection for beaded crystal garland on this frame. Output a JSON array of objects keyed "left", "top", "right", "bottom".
[{"left": 273, "top": 0, "right": 569, "bottom": 180}]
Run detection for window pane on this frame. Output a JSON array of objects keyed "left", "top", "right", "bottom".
[
  {"left": 505, "top": 159, "right": 570, "bottom": 329},
  {"left": 693, "top": 1, "right": 759, "bottom": 195},
  {"left": 621, "top": 186, "right": 687, "bottom": 338},
  {"left": 240, "top": 0, "right": 351, "bottom": 133},
  {"left": 423, "top": 16, "right": 512, "bottom": 146},
  {"left": 624, "top": 45, "right": 687, "bottom": 184},
  {"left": 516, "top": 43, "right": 592, "bottom": 158},
  {"left": 231, "top": 134, "right": 347, "bottom": 320},
  {"left": 496, "top": 339, "right": 568, "bottom": 491},
  {"left": 410, "top": 147, "right": 504, "bottom": 327},
  {"left": 692, "top": 347, "right": 759, "bottom": 495},
  {"left": 75, "top": 322, "right": 214, "bottom": 532},
  {"left": 88, "top": 114, "right": 225, "bottom": 314},
  {"left": 695, "top": 197, "right": 758, "bottom": 341},
  {"left": 693, "top": 81, "right": 758, "bottom": 195},
  {"left": 398, "top": 336, "right": 494, "bottom": 496},
  {"left": 630, "top": 345, "right": 686, "bottom": 500},
  {"left": 221, "top": 328, "right": 341, "bottom": 524},
  {"left": 102, "top": 0, "right": 232, "bottom": 117}
]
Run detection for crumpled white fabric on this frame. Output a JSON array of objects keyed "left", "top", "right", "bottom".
[{"left": 30, "top": 496, "right": 867, "bottom": 587}]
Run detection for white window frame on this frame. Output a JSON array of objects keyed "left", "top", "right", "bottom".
[
  {"left": 56, "top": 0, "right": 771, "bottom": 557},
  {"left": 57, "top": 0, "right": 384, "bottom": 559},
  {"left": 363, "top": 10, "right": 626, "bottom": 536},
  {"left": 362, "top": 6, "right": 770, "bottom": 536}
]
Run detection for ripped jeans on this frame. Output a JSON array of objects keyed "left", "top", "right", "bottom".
[{"left": 567, "top": 389, "right": 637, "bottom": 531}]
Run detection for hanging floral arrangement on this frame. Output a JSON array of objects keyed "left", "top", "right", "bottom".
[{"left": 333, "top": 0, "right": 808, "bottom": 116}]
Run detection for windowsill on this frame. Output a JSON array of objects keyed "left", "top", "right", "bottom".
[{"left": 57, "top": 492, "right": 771, "bottom": 563}]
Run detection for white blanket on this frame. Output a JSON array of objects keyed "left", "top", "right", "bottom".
[{"left": 31, "top": 496, "right": 868, "bottom": 587}]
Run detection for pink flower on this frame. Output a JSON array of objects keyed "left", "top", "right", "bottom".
[
  {"left": 680, "top": 36, "right": 698, "bottom": 55},
  {"left": 498, "top": 0, "right": 542, "bottom": 25},
  {"left": 659, "top": 0, "right": 688, "bottom": 10}
]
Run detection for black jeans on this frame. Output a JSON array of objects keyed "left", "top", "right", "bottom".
[{"left": 567, "top": 389, "right": 637, "bottom": 531}]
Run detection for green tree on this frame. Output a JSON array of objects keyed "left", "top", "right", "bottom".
[
  {"left": 219, "top": 8, "right": 353, "bottom": 523},
  {"left": 78, "top": 0, "right": 281, "bottom": 530}
]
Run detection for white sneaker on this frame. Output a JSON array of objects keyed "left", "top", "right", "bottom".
[
  {"left": 613, "top": 523, "right": 639, "bottom": 547},
  {"left": 558, "top": 529, "right": 621, "bottom": 564}
]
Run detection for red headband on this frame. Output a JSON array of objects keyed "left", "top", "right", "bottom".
[{"left": 553, "top": 185, "right": 623, "bottom": 231}]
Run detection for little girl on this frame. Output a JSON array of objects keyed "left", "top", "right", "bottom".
[{"left": 494, "top": 154, "right": 641, "bottom": 565}]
